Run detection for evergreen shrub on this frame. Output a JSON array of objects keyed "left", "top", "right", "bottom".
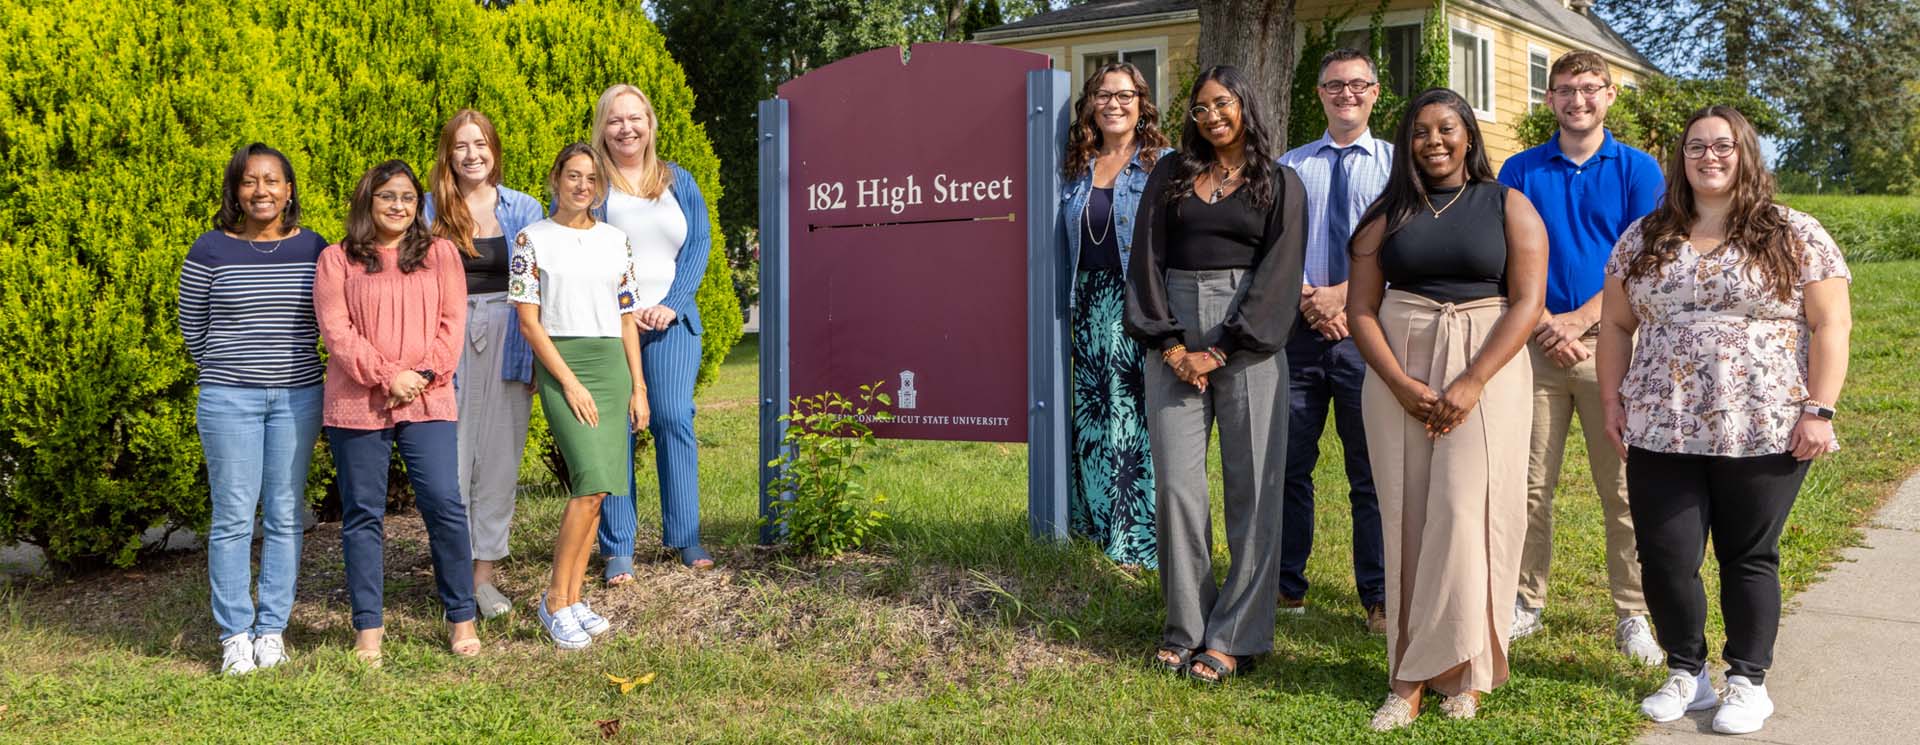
[{"left": 0, "top": 0, "right": 739, "bottom": 566}]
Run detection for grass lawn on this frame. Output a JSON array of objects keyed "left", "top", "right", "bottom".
[{"left": 3, "top": 261, "right": 1916, "bottom": 744}]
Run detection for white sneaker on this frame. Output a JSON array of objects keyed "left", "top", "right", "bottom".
[
  {"left": 1511, "top": 601, "right": 1544, "bottom": 639},
  {"left": 220, "top": 634, "right": 256, "bottom": 675},
  {"left": 1641, "top": 668, "right": 1717, "bottom": 722},
  {"left": 1615, "top": 616, "right": 1664, "bottom": 666},
  {"left": 253, "top": 633, "right": 288, "bottom": 669},
  {"left": 1712, "top": 675, "right": 1774, "bottom": 734},
  {"left": 569, "top": 602, "right": 611, "bottom": 637},
  {"left": 537, "top": 594, "right": 591, "bottom": 650}
]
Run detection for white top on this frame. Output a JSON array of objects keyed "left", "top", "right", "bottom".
[
  {"left": 508, "top": 219, "right": 638, "bottom": 338},
  {"left": 604, "top": 186, "right": 687, "bottom": 307}
]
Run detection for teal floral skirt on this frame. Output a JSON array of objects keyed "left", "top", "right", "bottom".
[{"left": 1069, "top": 268, "right": 1157, "bottom": 568}]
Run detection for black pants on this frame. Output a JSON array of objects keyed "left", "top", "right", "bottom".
[
  {"left": 1627, "top": 447, "right": 1809, "bottom": 682},
  {"left": 1278, "top": 322, "right": 1384, "bottom": 607}
]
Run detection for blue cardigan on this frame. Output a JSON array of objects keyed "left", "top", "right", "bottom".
[
  {"left": 422, "top": 185, "right": 546, "bottom": 383},
  {"left": 592, "top": 163, "right": 712, "bottom": 336}
]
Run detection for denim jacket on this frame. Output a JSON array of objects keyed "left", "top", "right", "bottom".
[
  {"left": 422, "top": 185, "right": 546, "bottom": 383},
  {"left": 1061, "top": 147, "right": 1170, "bottom": 310}
]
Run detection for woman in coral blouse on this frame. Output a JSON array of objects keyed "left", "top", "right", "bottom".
[{"left": 314, "top": 160, "right": 477, "bottom": 666}]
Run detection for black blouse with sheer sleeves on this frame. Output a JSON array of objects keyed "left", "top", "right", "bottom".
[{"left": 1123, "top": 157, "right": 1307, "bottom": 357}]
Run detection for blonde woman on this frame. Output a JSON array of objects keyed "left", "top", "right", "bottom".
[
  {"left": 589, "top": 83, "right": 715, "bottom": 574},
  {"left": 510, "top": 143, "right": 648, "bottom": 649},
  {"left": 423, "top": 109, "right": 545, "bottom": 619}
]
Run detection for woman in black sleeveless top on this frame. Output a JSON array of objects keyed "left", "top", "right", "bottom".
[{"left": 1346, "top": 89, "right": 1548, "bottom": 729}]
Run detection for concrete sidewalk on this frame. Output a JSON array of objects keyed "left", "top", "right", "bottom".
[{"left": 1641, "top": 471, "right": 1920, "bottom": 743}]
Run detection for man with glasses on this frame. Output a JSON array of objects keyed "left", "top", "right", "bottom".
[
  {"left": 1496, "top": 50, "right": 1665, "bottom": 663},
  {"left": 1273, "top": 48, "right": 1392, "bottom": 634}
]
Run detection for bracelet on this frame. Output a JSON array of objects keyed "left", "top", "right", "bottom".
[
  {"left": 1162, "top": 344, "right": 1187, "bottom": 364},
  {"left": 1206, "top": 347, "right": 1227, "bottom": 366}
]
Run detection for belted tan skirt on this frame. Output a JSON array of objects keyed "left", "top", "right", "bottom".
[{"left": 1362, "top": 290, "right": 1533, "bottom": 694}]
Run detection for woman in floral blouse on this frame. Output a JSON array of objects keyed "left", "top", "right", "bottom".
[{"left": 1597, "top": 105, "right": 1851, "bottom": 737}]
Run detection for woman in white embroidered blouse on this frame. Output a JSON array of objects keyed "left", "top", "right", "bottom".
[
  {"left": 1596, "top": 105, "right": 1851, "bottom": 737},
  {"left": 509, "top": 143, "right": 649, "bottom": 650}
]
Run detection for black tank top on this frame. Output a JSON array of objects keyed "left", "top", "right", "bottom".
[
  {"left": 464, "top": 235, "right": 510, "bottom": 294},
  {"left": 1379, "top": 181, "right": 1508, "bottom": 303}
]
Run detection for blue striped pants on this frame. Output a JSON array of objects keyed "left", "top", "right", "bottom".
[{"left": 599, "top": 316, "right": 703, "bottom": 559}]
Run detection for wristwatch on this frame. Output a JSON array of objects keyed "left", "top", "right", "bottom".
[
  {"left": 1802, "top": 401, "right": 1835, "bottom": 420},
  {"left": 417, "top": 369, "right": 437, "bottom": 384}
]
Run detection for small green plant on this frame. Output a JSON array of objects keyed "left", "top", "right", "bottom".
[{"left": 763, "top": 381, "right": 894, "bottom": 557}]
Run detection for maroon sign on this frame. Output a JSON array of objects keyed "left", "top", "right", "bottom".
[{"left": 778, "top": 44, "right": 1050, "bottom": 442}]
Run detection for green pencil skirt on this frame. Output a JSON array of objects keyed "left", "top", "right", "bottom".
[{"left": 536, "top": 336, "right": 632, "bottom": 498}]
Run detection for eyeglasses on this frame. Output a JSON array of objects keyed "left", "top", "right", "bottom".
[
  {"left": 1319, "top": 79, "right": 1377, "bottom": 95},
  {"left": 1682, "top": 139, "right": 1738, "bottom": 159},
  {"left": 373, "top": 191, "right": 419, "bottom": 205},
  {"left": 1091, "top": 89, "right": 1140, "bottom": 106},
  {"left": 1189, "top": 97, "right": 1238, "bottom": 121},
  {"left": 1549, "top": 84, "right": 1610, "bottom": 99}
]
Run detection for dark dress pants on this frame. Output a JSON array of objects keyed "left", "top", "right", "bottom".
[{"left": 1278, "top": 323, "right": 1385, "bottom": 607}]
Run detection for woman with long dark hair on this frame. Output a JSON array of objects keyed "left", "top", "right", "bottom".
[
  {"left": 1061, "top": 62, "right": 1171, "bottom": 569},
  {"left": 1345, "top": 89, "right": 1547, "bottom": 728},
  {"left": 1124, "top": 66, "right": 1307, "bottom": 683},
  {"left": 510, "top": 143, "right": 648, "bottom": 649},
  {"left": 1599, "top": 106, "right": 1851, "bottom": 736},
  {"left": 589, "top": 83, "right": 715, "bottom": 575},
  {"left": 314, "top": 160, "right": 477, "bottom": 665},
  {"left": 180, "top": 143, "right": 329, "bottom": 674},
  {"left": 423, "top": 109, "right": 546, "bottom": 619}
]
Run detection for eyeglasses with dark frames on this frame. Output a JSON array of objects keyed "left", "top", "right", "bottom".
[
  {"left": 1090, "top": 90, "right": 1141, "bottom": 106},
  {"left": 1682, "top": 139, "right": 1738, "bottom": 159},
  {"left": 1318, "top": 79, "right": 1377, "bottom": 95}
]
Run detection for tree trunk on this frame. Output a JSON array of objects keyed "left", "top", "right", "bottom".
[
  {"left": 1718, "top": 0, "right": 1751, "bottom": 88},
  {"left": 1196, "top": 0, "right": 1299, "bottom": 149}
]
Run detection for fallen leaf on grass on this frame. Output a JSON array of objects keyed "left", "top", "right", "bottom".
[
  {"left": 603, "top": 671, "right": 658, "bottom": 694},
  {"left": 595, "top": 718, "right": 621, "bottom": 739}
]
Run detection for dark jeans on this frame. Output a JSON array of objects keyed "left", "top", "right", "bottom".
[
  {"left": 329, "top": 420, "right": 477, "bottom": 630},
  {"left": 1278, "top": 325, "right": 1385, "bottom": 607},
  {"left": 1627, "top": 447, "right": 1809, "bottom": 683}
]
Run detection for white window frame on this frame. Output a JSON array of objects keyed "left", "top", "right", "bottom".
[
  {"left": 1448, "top": 19, "right": 1496, "bottom": 121},
  {"left": 1527, "top": 44, "right": 1552, "bottom": 112},
  {"left": 1070, "top": 37, "right": 1170, "bottom": 113}
]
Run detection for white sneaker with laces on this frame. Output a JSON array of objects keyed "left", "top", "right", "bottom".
[
  {"left": 253, "top": 633, "right": 288, "bottom": 669},
  {"left": 1615, "top": 615, "right": 1664, "bottom": 666},
  {"left": 1641, "top": 668, "right": 1717, "bottom": 722},
  {"left": 569, "top": 602, "right": 611, "bottom": 637},
  {"left": 1510, "top": 601, "right": 1544, "bottom": 640},
  {"left": 220, "top": 634, "right": 256, "bottom": 675},
  {"left": 1712, "top": 675, "right": 1774, "bottom": 734},
  {"left": 537, "top": 594, "right": 591, "bottom": 650}
]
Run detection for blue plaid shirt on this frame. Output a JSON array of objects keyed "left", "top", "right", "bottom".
[{"left": 1277, "top": 130, "right": 1393, "bottom": 287}]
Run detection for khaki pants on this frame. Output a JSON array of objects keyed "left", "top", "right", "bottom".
[{"left": 1516, "top": 337, "right": 1646, "bottom": 619}]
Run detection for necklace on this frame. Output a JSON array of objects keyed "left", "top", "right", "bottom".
[
  {"left": 237, "top": 229, "right": 286, "bottom": 254},
  {"left": 1419, "top": 186, "right": 1466, "bottom": 218},
  {"left": 1082, "top": 187, "right": 1114, "bottom": 245},
  {"left": 1207, "top": 161, "right": 1245, "bottom": 203}
]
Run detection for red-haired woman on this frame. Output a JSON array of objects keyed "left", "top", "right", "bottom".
[
  {"left": 423, "top": 109, "right": 546, "bottom": 619},
  {"left": 1599, "top": 105, "right": 1852, "bottom": 736}
]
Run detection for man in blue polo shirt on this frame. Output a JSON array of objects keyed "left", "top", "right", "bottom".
[
  {"left": 1498, "top": 50, "right": 1664, "bottom": 664},
  {"left": 1274, "top": 48, "right": 1393, "bottom": 635}
]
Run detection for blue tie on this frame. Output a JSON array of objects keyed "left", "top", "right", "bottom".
[{"left": 1325, "top": 145, "right": 1357, "bottom": 285}]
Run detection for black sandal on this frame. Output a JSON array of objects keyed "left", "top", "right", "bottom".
[
  {"left": 1150, "top": 645, "right": 1195, "bottom": 673},
  {"left": 1186, "top": 651, "right": 1254, "bottom": 684}
]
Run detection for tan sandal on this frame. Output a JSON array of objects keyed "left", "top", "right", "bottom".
[
  {"left": 450, "top": 621, "right": 481, "bottom": 657},
  {"left": 353, "top": 628, "right": 384, "bottom": 669},
  {"left": 1438, "top": 691, "right": 1479, "bottom": 720},
  {"left": 1369, "top": 692, "right": 1420, "bottom": 731}
]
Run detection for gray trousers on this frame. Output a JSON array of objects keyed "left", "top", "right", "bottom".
[
  {"left": 1147, "top": 269, "right": 1289, "bottom": 656},
  {"left": 456, "top": 292, "right": 534, "bottom": 561}
]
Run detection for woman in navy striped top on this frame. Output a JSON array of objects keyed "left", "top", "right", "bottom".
[{"left": 177, "top": 143, "right": 328, "bottom": 675}]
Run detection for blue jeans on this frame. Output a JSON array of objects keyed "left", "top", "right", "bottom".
[
  {"left": 197, "top": 384, "right": 323, "bottom": 641},
  {"left": 1279, "top": 325, "right": 1385, "bottom": 607},
  {"left": 328, "top": 420, "right": 476, "bottom": 630}
]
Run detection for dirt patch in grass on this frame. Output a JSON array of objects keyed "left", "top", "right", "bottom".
[{"left": 11, "top": 511, "right": 1092, "bottom": 697}]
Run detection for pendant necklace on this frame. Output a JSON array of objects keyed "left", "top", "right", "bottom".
[
  {"left": 1419, "top": 185, "right": 1466, "bottom": 219},
  {"left": 1208, "top": 161, "right": 1244, "bottom": 203}
]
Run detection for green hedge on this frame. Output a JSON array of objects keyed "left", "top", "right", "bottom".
[{"left": 0, "top": 0, "right": 740, "bottom": 566}]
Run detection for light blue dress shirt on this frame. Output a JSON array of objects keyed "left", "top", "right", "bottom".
[{"left": 1277, "top": 130, "right": 1394, "bottom": 287}]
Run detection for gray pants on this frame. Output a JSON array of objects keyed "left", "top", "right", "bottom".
[
  {"left": 456, "top": 292, "right": 534, "bottom": 561},
  {"left": 1148, "top": 269, "right": 1289, "bottom": 656}
]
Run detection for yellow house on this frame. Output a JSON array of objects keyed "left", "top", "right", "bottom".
[{"left": 973, "top": 0, "right": 1659, "bottom": 168}]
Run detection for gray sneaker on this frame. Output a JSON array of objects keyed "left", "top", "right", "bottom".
[
  {"left": 1510, "top": 601, "right": 1544, "bottom": 639},
  {"left": 1615, "top": 615, "right": 1664, "bottom": 666}
]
